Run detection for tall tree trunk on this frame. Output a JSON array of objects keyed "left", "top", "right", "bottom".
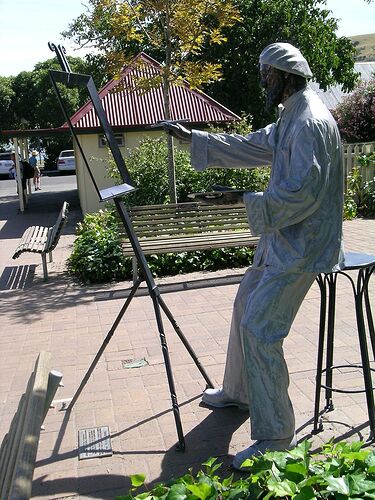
[{"left": 164, "top": 3, "right": 177, "bottom": 203}]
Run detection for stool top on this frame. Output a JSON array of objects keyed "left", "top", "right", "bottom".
[{"left": 337, "top": 251, "right": 375, "bottom": 271}]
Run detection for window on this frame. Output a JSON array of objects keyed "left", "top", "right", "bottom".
[
  {"left": 99, "top": 134, "right": 125, "bottom": 148},
  {"left": 0, "top": 153, "right": 12, "bottom": 160},
  {"left": 60, "top": 150, "right": 74, "bottom": 158}
]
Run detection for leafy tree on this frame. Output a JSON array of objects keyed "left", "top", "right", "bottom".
[
  {"left": 63, "top": 0, "right": 241, "bottom": 202},
  {"left": 0, "top": 76, "right": 16, "bottom": 133},
  {"left": 200, "top": 0, "right": 359, "bottom": 128},
  {"left": 333, "top": 78, "right": 375, "bottom": 143},
  {"left": 0, "top": 56, "right": 109, "bottom": 166}
]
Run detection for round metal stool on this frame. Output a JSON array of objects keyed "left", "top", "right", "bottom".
[{"left": 313, "top": 251, "right": 375, "bottom": 441}]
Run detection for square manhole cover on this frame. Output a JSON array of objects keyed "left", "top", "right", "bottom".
[{"left": 78, "top": 426, "right": 112, "bottom": 460}]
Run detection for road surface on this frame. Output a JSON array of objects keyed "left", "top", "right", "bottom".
[{"left": 0, "top": 172, "right": 77, "bottom": 197}]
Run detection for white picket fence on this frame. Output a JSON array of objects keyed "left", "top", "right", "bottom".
[{"left": 343, "top": 142, "right": 375, "bottom": 187}]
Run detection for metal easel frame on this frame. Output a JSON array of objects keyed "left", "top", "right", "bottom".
[{"left": 48, "top": 43, "right": 213, "bottom": 450}]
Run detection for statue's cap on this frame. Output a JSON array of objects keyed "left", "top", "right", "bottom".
[{"left": 259, "top": 42, "right": 313, "bottom": 78}]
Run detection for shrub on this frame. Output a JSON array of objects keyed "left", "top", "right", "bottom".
[
  {"left": 346, "top": 162, "right": 375, "bottom": 218},
  {"left": 144, "top": 247, "right": 254, "bottom": 277},
  {"left": 117, "top": 440, "right": 375, "bottom": 499},
  {"left": 362, "top": 179, "right": 375, "bottom": 216},
  {"left": 107, "top": 137, "right": 270, "bottom": 206},
  {"left": 334, "top": 79, "right": 375, "bottom": 143},
  {"left": 343, "top": 194, "right": 357, "bottom": 220},
  {"left": 358, "top": 151, "right": 375, "bottom": 169},
  {"left": 67, "top": 210, "right": 130, "bottom": 283}
]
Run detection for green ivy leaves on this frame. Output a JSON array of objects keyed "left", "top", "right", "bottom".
[{"left": 117, "top": 441, "right": 375, "bottom": 499}]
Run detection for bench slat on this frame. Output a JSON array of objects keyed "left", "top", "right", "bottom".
[
  {"left": 123, "top": 232, "right": 258, "bottom": 256},
  {"left": 123, "top": 241, "right": 257, "bottom": 256},
  {"left": 47, "top": 205, "right": 68, "bottom": 251},
  {"left": 130, "top": 207, "right": 245, "bottom": 217},
  {"left": 31, "top": 226, "right": 49, "bottom": 253},
  {"left": 130, "top": 223, "right": 250, "bottom": 237}
]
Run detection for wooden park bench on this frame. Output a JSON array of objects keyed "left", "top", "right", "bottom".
[
  {"left": 122, "top": 202, "right": 259, "bottom": 282},
  {"left": 12, "top": 202, "right": 69, "bottom": 281},
  {"left": 0, "top": 352, "right": 62, "bottom": 500}
]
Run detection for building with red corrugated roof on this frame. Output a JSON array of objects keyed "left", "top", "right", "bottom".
[{"left": 70, "top": 52, "right": 240, "bottom": 213}]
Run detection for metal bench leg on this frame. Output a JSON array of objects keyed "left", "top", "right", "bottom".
[
  {"left": 49, "top": 251, "right": 53, "bottom": 263},
  {"left": 41, "top": 253, "right": 48, "bottom": 281}
]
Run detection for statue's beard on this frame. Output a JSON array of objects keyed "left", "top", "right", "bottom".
[{"left": 265, "top": 80, "right": 286, "bottom": 111}]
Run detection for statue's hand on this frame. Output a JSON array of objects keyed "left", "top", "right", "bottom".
[
  {"left": 159, "top": 121, "right": 192, "bottom": 142},
  {"left": 218, "top": 191, "right": 244, "bottom": 205},
  {"left": 211, "top": 185, "right": 245, "bottom": 205}
]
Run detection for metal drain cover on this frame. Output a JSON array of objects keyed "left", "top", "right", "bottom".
[
  {"left": 78, "top": 426, "right": 112, "bottom": 460},
  {"left": 122, "top": 358, "right": 148, "bottom": 369}
]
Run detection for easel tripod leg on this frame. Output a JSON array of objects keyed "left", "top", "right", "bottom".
[{"left": 150, "top": 290, "right": 185, "bottom": 450}]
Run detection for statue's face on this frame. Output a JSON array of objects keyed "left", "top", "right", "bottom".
[{"left": 260, "top": 64, "right": 286, "bottom": 111}]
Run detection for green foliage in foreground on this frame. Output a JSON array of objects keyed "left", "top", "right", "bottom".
[{"left": 117, "top": 440, "right": 375, "bottom": 500}]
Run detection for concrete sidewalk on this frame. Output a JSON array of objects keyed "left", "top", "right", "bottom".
[{"left": 0, "top": 190, "right": 375, "bottom": 499}]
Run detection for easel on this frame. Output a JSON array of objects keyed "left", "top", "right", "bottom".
[{"left": 48, "top": 43, "right": 213, "bottom": 450}]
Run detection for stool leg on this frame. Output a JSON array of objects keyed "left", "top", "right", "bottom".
[
  {"left": 356, "top": 269, "right": 375, "bottom": 441},
  {"left": 364, "top": 267, "right": 375, "bottom": 360},
  {"left": 313, "top": 274, "right": 326, "bottom": 433},
  {"left": 324, "top": 273, "right": 337, "bottom": 412}
]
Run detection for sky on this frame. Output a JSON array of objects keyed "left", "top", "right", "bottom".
[{"left": 0, "top": 0, "right": 374, "bottom": 77}]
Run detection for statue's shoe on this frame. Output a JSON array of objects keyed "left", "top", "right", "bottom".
[
  {"left": 232, "top": 434, "right": 297, "bottom": 471},
  {"left": 202, "top": 388, "right": 248, "bottom": 410}
]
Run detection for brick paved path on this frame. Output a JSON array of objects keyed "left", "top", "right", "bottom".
[{"left": 0, "top": 191, "right": 374, "bottom": 499}]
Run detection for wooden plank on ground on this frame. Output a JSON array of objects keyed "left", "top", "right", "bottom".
[
  {"left": 8, "top": 352, "right": 51, "bottom": 500},
  {"left": 0, "top": 352, "right": 51, "bottom": 500}
]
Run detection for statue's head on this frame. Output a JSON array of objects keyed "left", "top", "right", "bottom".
[{"left": 259, "top": 42, "right": 312, "bottom": 110}]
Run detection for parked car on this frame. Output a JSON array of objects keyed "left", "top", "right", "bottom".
[
  {"left": 57, "top": 150, "right": 76, "bottom": 172},
  {"left": 0, "top": 152, "right": 14, "bottom": 175}
]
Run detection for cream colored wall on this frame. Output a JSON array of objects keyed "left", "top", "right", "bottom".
[{"left": 75, "top": 130, "right": 169, "bottom": 213}]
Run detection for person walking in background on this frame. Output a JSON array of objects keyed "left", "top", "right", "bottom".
[
  {"left": 162, "top": 42, "right": 344, "bottom": 470},
  {"left": 29, "top": 150, "right": 41, "bottom": 191}
]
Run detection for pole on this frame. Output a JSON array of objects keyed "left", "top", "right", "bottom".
[{"left": 13, "top": 138, "right": 24, "bottom": 213}]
